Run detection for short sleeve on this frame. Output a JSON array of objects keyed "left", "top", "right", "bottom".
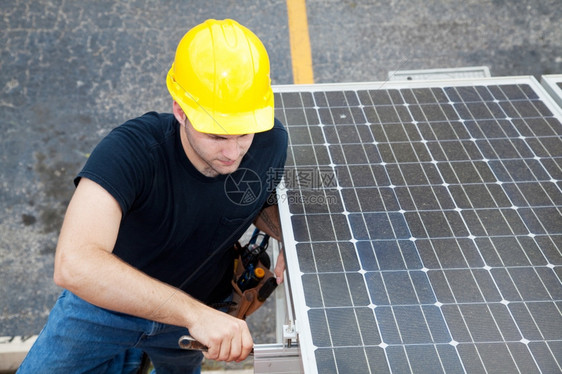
[{"left": 75, "top": 122, "right": 154, "bottom": 213}]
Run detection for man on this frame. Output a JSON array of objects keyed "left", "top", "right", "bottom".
[{"left": 18, "top": 19, "right": 288, "bottom": 373}]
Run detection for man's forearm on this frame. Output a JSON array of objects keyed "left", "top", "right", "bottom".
[
  {"left": 53, "top": 177, "right": 202, "bottom": 328},
  {"left": 253, "top": 204, "right": 282, "bottom": 241},
  {"left": 55, "top": 242, "right": 206, "bottom": 328},
  {"left": 55, "top": 245, "right": 252, "bottom": 361}
]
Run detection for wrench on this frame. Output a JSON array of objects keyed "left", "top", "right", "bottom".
[{"left": 178, "top": 335, "right": 254, "bottom": 355}]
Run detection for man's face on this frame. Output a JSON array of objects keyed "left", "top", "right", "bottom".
[{"left": 181, "top": 118, "right": 254, "bottom": 177}]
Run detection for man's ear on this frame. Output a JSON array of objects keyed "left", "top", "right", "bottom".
[{"left": 172, "top": 101, "right": 186, "bottom": 124}]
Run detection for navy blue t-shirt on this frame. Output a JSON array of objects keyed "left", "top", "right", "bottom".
[{"left": 76, "top": 112, "right": 288, "bottom": 303}]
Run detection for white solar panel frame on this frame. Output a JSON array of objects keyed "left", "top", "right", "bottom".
[
  {"left": 275, "top": 76, "right": 562, "bottom": 374},
  {"left": 541, "top": 74, "right": 562, "bottom": 109}
]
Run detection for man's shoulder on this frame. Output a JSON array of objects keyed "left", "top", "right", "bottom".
[
  {"left": 118, "top": 112, "right": 175, "bottom": 134},
  {"left": 271, "top": 117, "right": 287, "bottom": 137},
  {"left": 108, "top": 112, "right": 176, "bottom": 147},
  {"left": 252, "top": 117, "right": 288, "bottom": 150}
]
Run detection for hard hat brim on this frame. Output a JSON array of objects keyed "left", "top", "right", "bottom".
[{"left": 167, "top": 68, "right": 274, "bottom": 136}]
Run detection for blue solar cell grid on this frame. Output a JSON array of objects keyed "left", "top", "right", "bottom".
[{"left": 276, "top": 78, "right": 562, "bottom": 374}]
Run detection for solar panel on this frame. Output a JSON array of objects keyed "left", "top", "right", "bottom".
[{"left": 275, "top": 77, "right": 562, "bottom": 374}]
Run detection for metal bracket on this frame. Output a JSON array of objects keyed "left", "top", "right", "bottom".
[{"left": 282, "top": 320, "right": 298, "bottom": 346}]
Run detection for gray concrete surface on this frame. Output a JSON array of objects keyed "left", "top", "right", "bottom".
[
  {"left": 306, "top": 0, "right": 561, "bottom": 82},
  {"left": 1, "top": 0, "right": 560, "bottom": 369}
]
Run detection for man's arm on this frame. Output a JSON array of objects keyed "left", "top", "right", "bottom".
[
  {"left": 253, "top": 204, "right": 285, "bottom": 284},
  {"left": 53, "top": 177, "right": 253, "bottom": 362}
]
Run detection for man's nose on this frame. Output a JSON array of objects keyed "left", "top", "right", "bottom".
[{"left": 223, "top": 138, "right": 241, "bottom": 160}]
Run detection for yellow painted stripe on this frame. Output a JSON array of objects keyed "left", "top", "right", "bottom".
[{"left": 286, "top": 0, "right": 314, "bottom": 84}]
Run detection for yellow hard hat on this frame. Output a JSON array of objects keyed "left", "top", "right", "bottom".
[{"left": 166, "top": 19, "right": 274, "bottom": 135}]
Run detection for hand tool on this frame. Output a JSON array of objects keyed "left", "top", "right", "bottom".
[{"left": 178, "top": 335, "right": 255, "bottom": 355}]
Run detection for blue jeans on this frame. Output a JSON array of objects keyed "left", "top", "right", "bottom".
[{"left": 18, "top": 290, "right": 204, "bottom": 373}]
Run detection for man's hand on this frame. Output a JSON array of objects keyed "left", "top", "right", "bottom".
[
  {"left": 274, "top": 250, "right": 285, "bottom": 284},
  {"left": 188, "top": 306, "right": 253, "bottom": 362}
]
